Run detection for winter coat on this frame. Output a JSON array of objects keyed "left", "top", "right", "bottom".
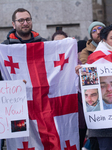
[
  {"left": 79, "top": 39, "right": 96, "bottom": 64},
  {"left": 2, "top": 29, "right": 47, "bottom": 44},
  {"left": 1, "top": 29, "right": 47, "bottom": 80}
]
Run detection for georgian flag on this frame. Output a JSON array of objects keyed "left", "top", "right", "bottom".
[
  {"left": 0, "top": 38, "right": 79, "bottom": 150},
  {"left": 87, "top": 41, "right": 112, "bottom": 64}
]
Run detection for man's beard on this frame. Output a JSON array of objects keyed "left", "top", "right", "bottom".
[
  {"left": 17, "top": 28, "right": 32, "bottom": 37},
  {"left": 94, "top": 38, "right": 100, "bottom": 44},
  {"left": 92, "top": 100, "right": 98, "bottom": 106},
  {"left": 92, "top": 35, "right": 101, "bottom": 44}
]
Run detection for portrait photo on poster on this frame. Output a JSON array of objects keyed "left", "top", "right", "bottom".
[{"left": 84, "top": 88, "right": 100, "bottom": 112}]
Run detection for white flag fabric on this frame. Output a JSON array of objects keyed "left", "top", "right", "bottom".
[
  {"left": 87, "top": 41, "right": 112, "bottom": 64},
  {"left": 0, "top": 38, "right": 79, "bottom": 150}
]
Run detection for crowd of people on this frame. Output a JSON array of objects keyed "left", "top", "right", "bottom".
[{"left": 1, "top": 7, "right": 112, "bottom": 150}]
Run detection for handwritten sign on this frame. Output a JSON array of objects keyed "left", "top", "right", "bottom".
[
  {"left": 80, "top": 63, "right": 112, "bottom": 129},
  {"left": 0, "top": 80, "right": 29, "bottom": 139}
]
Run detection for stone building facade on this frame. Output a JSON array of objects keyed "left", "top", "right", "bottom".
[
  {"left": 92, "top": 0, "right": 112, "bottom": 26},
  {"left": 103, "top": 0, "right": 112, "bottom": 25},
  {"left": 92, "top": 0, "right": 105, "bottom": 22},
  {"left": 0, "top": 0, "right": 93, "bottom": 43}
]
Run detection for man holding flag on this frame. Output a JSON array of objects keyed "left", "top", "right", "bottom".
[
  {"left": 1, "top": 8, "right": 79, "bottom": 150},
  {"left": 1, "top": 7, "right": 46, "bottom": 150}
]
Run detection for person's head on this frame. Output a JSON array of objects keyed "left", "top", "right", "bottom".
[
  {"left": 100, "top": 25, "right": 112, "bottom": 47},
  {"left": 85, "top": 89, "right": 98, "bottom": 106},
  {"left": 52, "top": 30, "right": 68, "bottom": 40},
  {"left": 88, "top": 21, "right": 106, "bottom": 44},
  {"left": 12, "top": 8, "right": 32, "bottom": 39},
  {"left": 100, "top": 76, "right": 112, "bottom": 104}
]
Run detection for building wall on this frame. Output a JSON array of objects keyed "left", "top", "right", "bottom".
[
  {"left": 93, "top": 0, "right": 112, "bottom": 26},
  {"left": 103, "top": 0, "right": 112, "bottom": 25},
  {"left": 0, "top": 0, "right": 93, "bottom": 43},
  {"left": 92, "top": 0, "right": 105, "bottom": 22}
]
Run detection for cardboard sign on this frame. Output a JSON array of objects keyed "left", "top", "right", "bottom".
[
  {"left": 80, "top": 63, "right": 112, "bottom": 129},
  {"left": 0, "top": 80, "right": 29, "bottom": 139}
]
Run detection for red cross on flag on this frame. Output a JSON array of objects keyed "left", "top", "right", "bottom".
[
  {"left": 0, "top": 38, "right": 79, "bottom": 150},
  {"left": 4, "top": 56, "right": 19, "bottom": 74}
]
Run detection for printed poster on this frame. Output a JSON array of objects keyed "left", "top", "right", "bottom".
[{"left": 80, "top": 63, "right": 112, "bottom": 129}]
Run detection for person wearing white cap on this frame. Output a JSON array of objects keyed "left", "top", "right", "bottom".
[{"left": 79, "top": 21, "right": 105, "bottom": 64}]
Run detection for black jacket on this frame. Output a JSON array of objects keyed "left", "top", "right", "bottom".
[
  {"left": 2, "top": 29, "right": 47, "bottom": 44},
  {"left": 1, "top": 29, "right": 47, "bottom": 80}
]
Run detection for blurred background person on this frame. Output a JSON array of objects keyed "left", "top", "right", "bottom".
[
  {"left": 78, "top": 40, "right": 86, "bottom": 61},
  {"left": 78, "top": 40, "right": 87, "bottom": 150},
  {"left": 79, "top": 21, "right": 105, "bottom": 64},
  {"left": 52, "top": 30, "right": 68, "bottom": 40}
]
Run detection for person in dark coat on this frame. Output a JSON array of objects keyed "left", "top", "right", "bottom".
[{"left": 78, "top": 40, "right": 87, "bottom": 150}]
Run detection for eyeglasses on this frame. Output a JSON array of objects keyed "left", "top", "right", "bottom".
[
  {"left": 15, "top": 17, "right": 32, "bottom": 24},
  {"left": 91, "top": 26, "right": 103, "bottom": 34}
]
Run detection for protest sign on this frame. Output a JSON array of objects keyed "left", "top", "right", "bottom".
[
  {"left": 0, "top": 80, "right": 29, "bottom": 139},
  {"left": 80, "top": 63, "right": 112, "bottom": 129}
]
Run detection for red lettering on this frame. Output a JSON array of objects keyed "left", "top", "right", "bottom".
[
  {"left": 0, "top": 83, "right": 22, "bottom": 94},
  {"left": 16, "top": 85, "right": 22, "bottom": 92},
  {"left": 12, "top": 86, "right": 16, "bottom": 94},
  {"left": 5, "top": 106, "right": 12, "bottom": 116},
  {"left": 0, "top": 117, "right": 5, "bottom": 134},
  {"left": 12, "top": 85, "right": 22, "bottom": 94},
  {"left": 0, "top": 87, "right": 5, "bottom": 94},
  {"left": 11, "top": 109, "right": 22, "bottom": 115},
  {"left": 5, "top": 83, "right": 10, "bottom": 94},
  {"left": 5, "top": 105, "right": 23, "bottom": 116}
]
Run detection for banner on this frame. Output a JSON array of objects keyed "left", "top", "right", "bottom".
[{"left": 0, "top": 38, "right": 79, "bottom": 150}]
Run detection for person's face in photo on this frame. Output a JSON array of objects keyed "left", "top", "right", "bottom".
[
  {"left": 85, "top": 89, "right": 98, "bottom": 106},
  {"left": 100, "top": 76, "right": 112, "bottom": 104},
  {"left": 87, "top": 80, "right": 90, "bottom": 85},
  {"left": 93, "top": 75, "right": 95, "bottom": 79}
]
